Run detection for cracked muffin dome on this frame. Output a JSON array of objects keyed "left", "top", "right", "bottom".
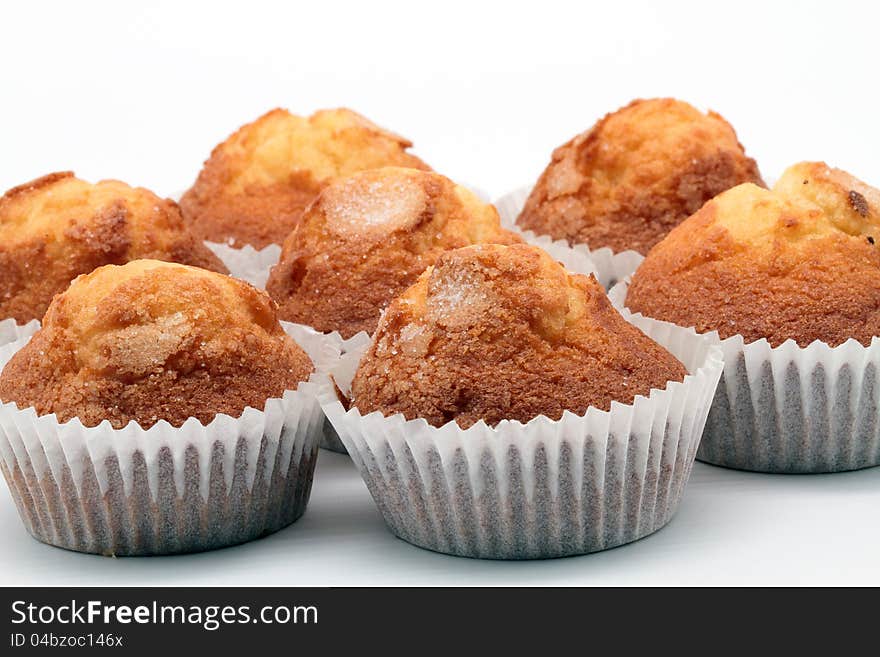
[
  {"left": 266, "top": 167, "right": 521, "bottom": 338},
  {"left": 517, "top": 98, "right": 763, "bottom": 254},
  {"left": 627, "top": 162, "right": 880, "bottom": 348},
  {"left": 0, "top": 172, "right": 227, "bottom": 324},
  {"left": 0, "top": 260, "right": 313, "bottom": 429},
  {"left": 180, "top": 108, "right": 430, "bottom": 249},
  {"left": 351, "top": 243, "right": 686, "bottom": 428}
]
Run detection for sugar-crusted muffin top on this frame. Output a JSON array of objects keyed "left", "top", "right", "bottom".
[
  {"left": 180, "top": 108, "right": 430, "bottom": 248},
  {"left": 0, "top": 260, "right": 313, "bottom": 428},
  {"left": 266, "top": 167, "right": 520, "bottom": 338},
  {"left": 351, "top": 243, "right": 686, "bottom": 428},
  {"left": 517, "top": 98, "right": 763, "bottom": 254},
  {"left": 0, "top": 172, "right": 227, "bottom": 324},
  {"left": 627, "top": 161, "right": 880, "bottom": 347}
]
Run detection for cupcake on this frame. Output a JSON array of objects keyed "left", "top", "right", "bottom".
[
  {"left": 180, "top": 108, "right": 430, "bottom": 250},
  {"left": 266, "top": 167, "right": 520, "bottom": 339},
  {"left": 0, "top": 260, "right": 329, "bottom": 555},
  {"left": 0, "top": 172, "right": 227, "bottom": 333},
  {"left": 499, "top": 99, "right": 762, "bottom": 287},
  {"left": 619, "top": 161, "right": 880, "bottom": 472},
  {"left": 322, "top": 243, "right": 724, "bottom": 558}
]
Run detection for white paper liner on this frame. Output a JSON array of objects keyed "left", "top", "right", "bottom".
[
  {"left": 317, "top": 331, "right": 371, "bottom": 454},
  {"left": 609, "top": 278, "right": 880, "bottom": 474},
  {"left": 495, "top": 185, "right": 643, "bottom": 289},
  {"left": 0, "top": 323, "right": 336, "bottom": 556},
  {"left": 204, "top": 241, "right": 281, "bottom": 289},
  {"left": 320, "top": 316, "right": 723, "bottom": 559},
  {"left": 0, "top": 318, "right": 40, "bottom": 347}
]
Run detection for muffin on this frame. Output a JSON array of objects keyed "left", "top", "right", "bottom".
[
  {"left": 0, "top": 259, "right": 312, "bottom": 427},
  {"left": 0, "top": 260, "right": 326, "bottom": 555},
  {"left": 353, "top": 243, "right": 686, "bottom": 426},
  {"left": 266, "top": 167, "right": 520, "bottom": 338},
  {"left": 517, "top": 98, "right": 763, "bottom": 254},
  {"left": 627, "top": 161, "right": 880, "bottom": 347},
  {"left": 180, "top": 108, "right": 430, "bottom": 249},
  {"left": 0, "top": 172, "right": 227, "bottom": 325},
  {"left": 620, "top": 162, "right": 880, "bottom": 473},
  {"left": 323, "top": 243, "right": 723, "bottom": 558}
]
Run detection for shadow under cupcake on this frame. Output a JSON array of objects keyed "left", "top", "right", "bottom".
[
  {"left": 321, "top": 243, "right": 723, "bottom": 559},
  {"left": 0, "top": 260, "right": 332, "bottom": 555}
]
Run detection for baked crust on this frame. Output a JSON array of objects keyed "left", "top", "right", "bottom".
[
  {"left": 351, "top": 243, "right": 686, "bottom": 428},
  {"left": 0, "top": 260, "right": 313, "bottom": 428},
  {"left": 0, "top": 172, "right": 227, "bottom": 324},
  {"left": 517, "top": 98, "right": 763, "bottom": 254},
  {"left": 265, "top": 167, "right": 520, "bottom": 338},
  {"left": 627, "top": 161, "right": 880, "bottom": 347},
  {"left": 180, "top": 108, "right": 430, "bottom": 249}
]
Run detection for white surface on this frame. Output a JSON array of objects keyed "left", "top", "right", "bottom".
[
  {"left": 2, "top": 1, "right": 878, "bottom": 201},
  {"left": 2, "top": 0, "right": 880, "bottom": 585},
  {"left": 2, "top": 452, "right": 880, "bottom": 586}
]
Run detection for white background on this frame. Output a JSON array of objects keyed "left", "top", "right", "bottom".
[{"left": 2, "top": 0, "right": 880, "bottom": 586}]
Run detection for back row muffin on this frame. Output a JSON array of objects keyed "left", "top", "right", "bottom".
[
  {"left": 265, "top": 166, "right": 520, "bottom": 338},
  {"left": 180, "top": 108, "right": 429, "bottom": 249},
  {"left": 0, "top": 172, "right": 226, "bottom": 325},
  {"left": 510, "top": 97, "right": 763, "bottom": 259}
]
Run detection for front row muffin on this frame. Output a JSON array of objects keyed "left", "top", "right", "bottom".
[
  {"left": 352, "top": 243, "right": 685, "bottom": 426},
  {"left": 621, "top": 161, "right": 880, "bottom": 473},
  {"left": 0, "top": 260, "right": 327, "bottom": 555},
  {"left": 266, "top": 167, "right": 520, "bottom": 338},
  {"left": 0, "top": 172, "right": 228, "bottom": 326},
  {"left": 322, "top": 244, "right": 724, "bottom": 559}
]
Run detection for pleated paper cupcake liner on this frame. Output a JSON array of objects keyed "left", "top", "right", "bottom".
[
  {"left": 609, "top": 279, "right": 880, "bottom": 473},
  {"left": 318, "top": 332, "right": 371, "bottom": 454},
  {"left": 320, "top": 316, "right": 723, "bottom": 559},
  {"left": 205, "top": 241, "right": 282, "bottom": 289},
  {"left": 0, "top": 323, "right": 336, "bottom": 556},
  {"left": 495, "top": 185, "right": 643, "bottom": 289},
  {"left": 0, "top": 317, "right": 40, "bottom": 347}
]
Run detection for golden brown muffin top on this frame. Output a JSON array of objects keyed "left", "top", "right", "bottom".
[
  {"left": 517, "top": 98, "right": 763, "bottom": 254},
  {"left": 351, "top": 243, "right": 686, "bottom": 428},
  {"left": 0, "top": 260, "right": 313, "bottom": 429},
  {"left": 627, "top": 161, "right": 880, "bottom": 348},
  {"left": 266, "top": 167, "right": 520, "bottom": 338},
  {"left": 0, "top": 172, "right": 227, "bottom": 324},
  {"left": 180, "top": 108, "right": 430, "bottom": 249}
]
